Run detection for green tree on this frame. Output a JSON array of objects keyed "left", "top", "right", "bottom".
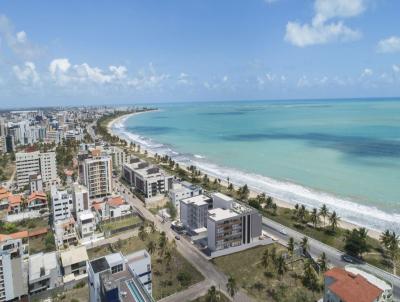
[
  {"left": 276, "top": 255, "right": 287, "bottom": 279},
  {"left": 261, "top": 249, "right": 270, "bottom": 270},
  {"left": 300, "top": 237, "right": 309, "bottom": 255},
  {"left": 302, "top": 261, "right": 320, "bottom": 291},
  {"left": 319, "top": 204, "right": 329, "bottom": 227},
  {"left": 329, "top": 211, "right": 340, "bottom": 232},
  {"left": 146, "top": 240, "right": 156, "bottom": 255},
  {"left": 138, "top": 225, "right": 147, "bottom": 241},
  {"left": 288, "top": 237, "right": 295, "bottom": 259},
  {"left": 226, "top": 275, "right": 238, "bottom": 299},
  {"left": 310, "top": 208, "right": 319, "bottom": 228},
  {"left": 205, "top": 286, "right": 218, "bottom": 302},
  {"left": 344, "top": 228, "right": 369, "bottom": 258},
  {"left": 318, "top": 252, "right": 328, "bottom": 273}
]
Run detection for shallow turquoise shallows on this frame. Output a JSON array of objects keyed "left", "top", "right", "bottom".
[{"left": 113, "top": 99, "right": 400, "bottom": 232}]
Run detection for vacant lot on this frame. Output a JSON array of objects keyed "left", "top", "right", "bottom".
[
  {"left": 88, "top": 231, "right": 204, "bottom": 300},
  {"left": 101, "top": 214, "right": 142, "bottom": 233},
  {"left": 213, "top": 244, "right": 322, "bottom": 302}
]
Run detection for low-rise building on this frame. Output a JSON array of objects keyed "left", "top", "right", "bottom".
[
  {"left": 7, "top": 194, "right": 23, "bottom": 215},
  {"left": 54, "top": 218, "right": 79, "bottom": 249},
  {"left": 60, "top": 245, "right": 89, "bottom": 282},
  {"left": 180, "top": 195, "right": 211, "bottom": 232},
  {"left": 28, "top": 251, "right": 61, "bottom": 294},
  {"left": 88, "top": 250, "right": 153, "bottom": 302},
  {"left": 323, "top": 267, "right": 393, "bottom": 302},
  {"left": 72, "top": 183, "right": 90, "bottom": 215},
  {"left": 27, "top": 191, "right": 48, "bottom": 212}
]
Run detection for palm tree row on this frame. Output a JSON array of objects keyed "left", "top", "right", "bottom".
[
  {"left": 293, "top": 203, "right": 340, "bottom": 233},
  {"left": 380, "top": 230, "right": 400, "bottom": 275}
]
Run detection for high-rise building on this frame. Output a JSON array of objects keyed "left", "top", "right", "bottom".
[
  {"left": 207, "top": 193, "right": 262, "bottom": 252},
  {"left": 81, "top": 156, "right": 112, "bottom": 198},
  {"left": 5, "top": 135, "right": 14, "bottom": 153},
  {"left": 180, "top": 195, "right": 212, "bottom": 231},
  {"left": 72, "top": 183, "right": 89, "bottom": 214},
  {"left": 51, "top": 187, "right": 73, "bottom": 222},
  {"left": 16, "top": 151, "right": 57, "bottom": 188},
  {"left": 0, "top": 239, "right": 28, "bottom": 301}
]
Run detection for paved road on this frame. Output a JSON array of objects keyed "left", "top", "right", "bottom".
[
  {"left": 159, "top": 280, "right": 212, "bottom": 302},
  {"left": 114, "top": 180, "right": 252, "bottom": 302},
  {"left": 262, "top": 217, "right": 400, "bottom": 301}
]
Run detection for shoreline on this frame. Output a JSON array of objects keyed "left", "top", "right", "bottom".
[{"left": 107, "top": 112, "right": 382, "bottom": 240}]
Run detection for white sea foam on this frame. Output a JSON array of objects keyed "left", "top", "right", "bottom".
[{"left": 112, "top": 119, "right": 400, "bottom": 233}]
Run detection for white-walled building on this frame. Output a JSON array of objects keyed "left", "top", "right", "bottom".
[
  {"left": 88, "top": 250, "right": 153, "bottom": 302},
  {"left": 81, "top": 156, "right": 113, "bottom": 198},
  {"left": 169, "top": 181, "right": 203, "bottom": 210},
  {"left": 0, "top": 239, "right": 28, "bottom": 301},
  {"left": 77, "top": 211, "right": 95, "bottom": 240},
  {"left": 60, "top": 246, "right": 88, "bottom": 282},
  {"left": 16, "top": 151, "right": 57, "bottom": 188},
  {"left": 28, "top": 252, "right": 61, "bottom": 294},
  {"left": 180, "top": 195, "right": 211, "bottom": 231},
  {"left": 72, "top": 183, "right": 90, "bottom": 214},
  {"left": 29, "top": 174, "right": 43, "bottom": 193},
  {"left": 207, "top": 193, "right": 262, "bottom": 252},
  {"left": 52, "top": 187, "right": 73, "bottom": 222}
]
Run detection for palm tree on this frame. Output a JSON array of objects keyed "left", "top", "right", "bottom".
[
  {"left": 226, "top": 275, "right": 238, "bottom": 299},
  {"left": 300, "top": 237, "right": 309, "bottom": 255},
  {"left": 206, "top": 286, "right": 218, "bottom": 302},
  {"left": 310, "top": 208, "right": 319, "bottom": 228},
  {"left": 319, "top": 204, "right": 329, "bottom": 227},
  {"left": 158, "top": 231, "right": 167, "bottom": 256},
  {"left": 276, "top": 255, "right": 287, "bottom": 280},
  {"left": 288, "top": 237, "right": 295, "bottom": 258},
  {"left": 148, "top": 221, "right": 156, "bottom": 234},
  {"left": 138, "top": 225, "right": 147, "bottom": 241},
  {"left": 165, "top": 248, "right": 172, "bottom": 268},
  {"left": 329, "top": 211, "right": 340, "bottom": 232},
  {"left": 386, "top": 232, "right": 400, "bottom": 275},
  {"left": 380, "top": 229, "right": 392, "bottom": 249},
  {"left": 266, "top": 196, "right": 273, "bottom": 209},
  {"left": 261, "top": 249, "right": 270, "bottom": 270},
  {"left": 317, "top": 252, "right": 328, "bottom": 273},
  {"left": 228, "top": 183, "right": 234, "bottom": 191},
  {"left": 147, "top": 240, "right": 156, "bottom": 255}
]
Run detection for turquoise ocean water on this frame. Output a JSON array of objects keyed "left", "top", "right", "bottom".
[{"left": 112, "top": 99, "right": 400, "bottom": 232}]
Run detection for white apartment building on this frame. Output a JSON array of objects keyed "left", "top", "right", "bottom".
[
  {"left": 105, "top": 146, "right": 128, "bottom": 171},
  {"left": 29, "top": 174, "right": 43, "bottom": 193},
  {"left": 77, "top": 211, "right": 95, "bottom": 239},
  {"left": 16, "top": 151, "right": 41, "bottom": 188},
  {"left": 52, "top": 187, "right": 73, "bottom": 222},
  {"left": 39, "top": 152, "right": 57, "bottom": 183},
  {"left": 180, "top": 195, "right": 211, "bottom": 232},
  {"left": 123, "top": 161, "right": 173, "bottom": 201},
  {"left": 88, "top": 250, "right": 153, "bottom": 302},
  {"left": 0, "top": 239, "right": 28, "bottom": 302},
  {"left": 72, "top": 183, "right": 90, "bottom": 214},
  {"left": 28, "top": 252, "right": 61, "bottom": 294},
  {"left": 81, "top": 156, "right": 113, "bottom": 198},
  {"left": 169, "top": 181, "right": 203, "bottom": 210},
  {"left": 207, "top": 193, "right": 262, "bottom": 252},
  {"left": 16, "top": 151, "right": 57, "bottom": 188}
]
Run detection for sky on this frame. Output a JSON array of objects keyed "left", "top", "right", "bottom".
[{"left": 1, "top": 0, "right": 400, "bottom": 107}]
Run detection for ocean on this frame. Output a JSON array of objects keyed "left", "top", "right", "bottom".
[{"left": 112, "top": 99, "right": 400, "bottom": 233}]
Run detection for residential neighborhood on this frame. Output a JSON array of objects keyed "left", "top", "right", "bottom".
[{"left": 0, "top": 106, "right": 398, "bottom": 302}]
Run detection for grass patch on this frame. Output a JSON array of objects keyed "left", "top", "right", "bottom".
[
  {"left": 101, "top": 215, "right": 142, "bottom": 232},
  {"left": 29, "top": 231, "right": 56, "bottom": 254},
  {"left": 213, "top": 244, "right": 322, "bottom": 302},
  {"left": 51, "top": 284, "right": 89, "bottom": 302},
  {"left": 87, "top": 231, "right": 204, "bottom": 300}
]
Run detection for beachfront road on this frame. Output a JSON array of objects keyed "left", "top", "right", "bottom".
[{"left": 261, "top": 217, "right": 400, "bottom": 301}]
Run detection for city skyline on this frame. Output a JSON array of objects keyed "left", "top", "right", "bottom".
[{"left": 1, "top": 0, "right": 400, "bottom": 107}]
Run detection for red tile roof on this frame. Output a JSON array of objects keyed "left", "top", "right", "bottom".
[
  {"left": 28, "top": 191, "right": 47, "bottom": 203},
  {"left": 0, "top": 187, "right": 10, "bottom": 200},
  {"left": 107, "top": 196, "right": 125, "bottom": 208},
  {"left": 324, "top": 268, "right": 382, "bottom": 302},
  {"left": 0, "top": 230, "right": 28, "bottom": 241},
  {"left": 28, "top": 227, "right": 48, "bottom": 237},
  {"left": 8, "top": 194, "right": 22, "bottom": 205}
]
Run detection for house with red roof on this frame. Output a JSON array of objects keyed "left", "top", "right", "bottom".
[
  {"left": 0, "top": 186, "right": 11, "bottom": 210},
  {"left": 324, "top": 267, "right": 393, "bottom": 302},
  {"left": 27, "top": 191, "right": 48, "bottom": 211},
  {"left": 7, "top": 194, "right": 23, "bottom": 214}
]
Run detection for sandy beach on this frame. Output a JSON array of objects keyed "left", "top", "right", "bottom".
[{"left": 107, "top": 112, "right": 382, "bottom": 240}]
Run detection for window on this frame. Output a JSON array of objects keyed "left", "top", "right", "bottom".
[{"left": 111, "top": 264, "right": 123, "bottom": 274}]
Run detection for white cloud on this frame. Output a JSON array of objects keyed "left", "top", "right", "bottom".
[
  {"left": 361, "top": 68, "right": 373, "bottom": 77},
  {"left": 377, "top": 36, "right": 400, "bottom": 53},
  {"left": 297, "top": 75, "right": 311, "bottom": 87},
  {"left": 127, "top": 63, "right": 169, "bottom": 90},
  {"left": 177, "top": 73, "right": 191, "bottom": 85},
  {"left": 222, "top": 75, "right": 228, "bottom": 82},
  {"left": 12, "top": 61, "right": 40, "bottom": 84},
  {"left": 0, "top": 15, "right": 42, "bottom": 58},
  {"left": 285, "top": 0, "right": 364, "bottom": 47},
  {"left": 393, "top": 64, "right": 400, "bottom": 73}
]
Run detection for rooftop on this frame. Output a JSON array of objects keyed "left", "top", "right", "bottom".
[
  {"left": 208, "top": 208, "right": 238, "bottom": 221},
  {"left": 90, "top": 257, "right": 110, "bottom": 274},
  {"left": 29, "top": 252, "right": 58, "bottom": 281},
  {"left": 324, "top": 267, "right": 383, "bottom": 302},
  {"left": 181, "top": 194, "right": 210, "bottom": 206},
  {"left": 60, "top": 246, "right": 88, "bottom": 267}
]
